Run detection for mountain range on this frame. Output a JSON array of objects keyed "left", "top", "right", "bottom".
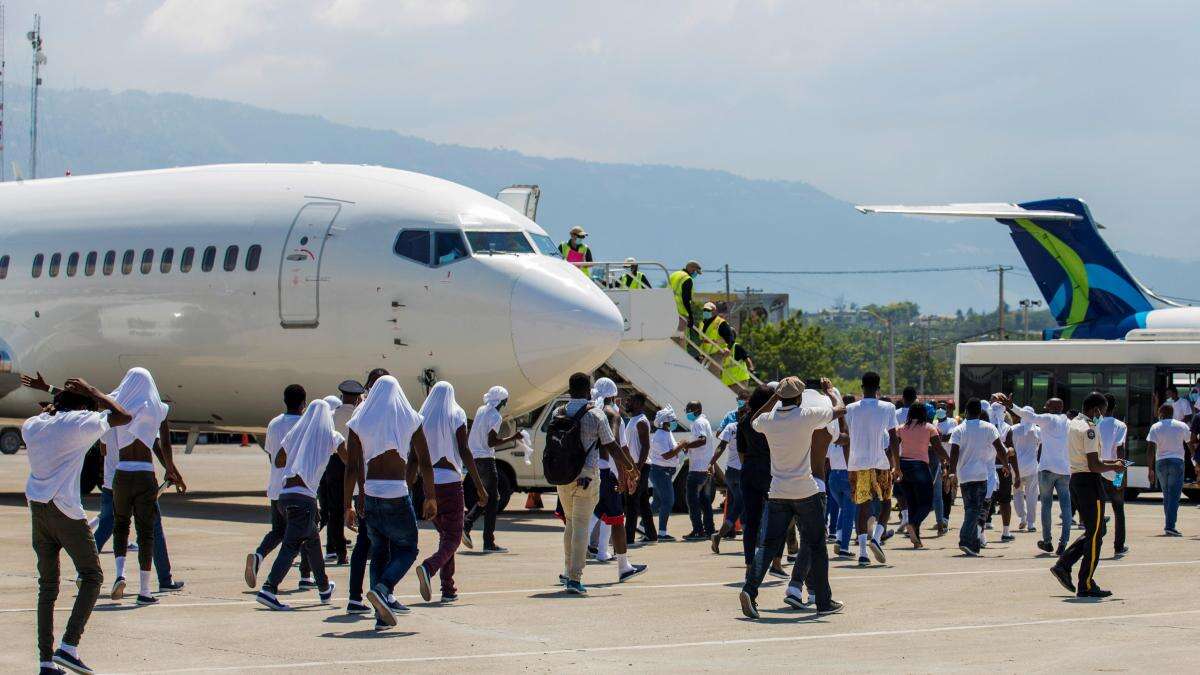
[{"left": 3, "top": 87, "right": 1193, "bottom": 315}]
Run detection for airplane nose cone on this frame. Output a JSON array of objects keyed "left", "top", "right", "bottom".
[{"left": 511, "top": 262, "right": 623, "bottom": 393}]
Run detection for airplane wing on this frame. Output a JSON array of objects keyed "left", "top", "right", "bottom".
[{"left": 854, "top": 203, "right": 1082, "bottom": 221}]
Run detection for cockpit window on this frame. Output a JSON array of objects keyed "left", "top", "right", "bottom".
[
  {"left": 465, "top": 231, "right": 535, "bottom": 255},
  {"left": 531, "top": 233, "right": 559, "bottom": 257},
  {"left": 394, "top": 230, "right": 432, "bottom": 266},
  {"left": 434, "top": 231, "right": 468, "bottom": 266}
]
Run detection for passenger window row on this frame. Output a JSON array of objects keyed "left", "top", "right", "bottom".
[{"left": 23, "top": 245, "right": 263, "bottom": 279}]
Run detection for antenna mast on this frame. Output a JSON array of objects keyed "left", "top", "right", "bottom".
[{"left": 27, "top": 12, "right": 42, "bottom": 179}]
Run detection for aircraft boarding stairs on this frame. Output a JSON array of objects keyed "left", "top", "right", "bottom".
[{"left": 585, "top": 261, "right": 760, "bottom": 425}]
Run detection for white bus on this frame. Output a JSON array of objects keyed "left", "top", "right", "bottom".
[{"left": 955, "top": 337, "right": 1200, "bottom": 501}]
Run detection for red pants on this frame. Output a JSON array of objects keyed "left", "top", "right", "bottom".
[{"left": 421, "top": 481, "right": 464, "bottom": 595}]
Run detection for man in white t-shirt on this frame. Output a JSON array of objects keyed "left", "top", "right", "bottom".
[
  {"left": 1007, "top": 407, "right": 1042, "bottom": 533},
  {"left": 245, "top": 384, "right": 308, "bottom": 589},
  {"left": 1164, "top": 386, "right": 1193, "bottom": 422},
  {"left": 1009, "top": 397, "right": 1072, "bottom": 555},
  {"left": 681, "top": 401, "right": 717, "bottom": 540},
  {"left": 948, "top": 399, "right": 1010, "bottom": 556},
  {"left": 1096, "top": 393, "right": 1128, "bottom": 555},
  {"left": 739, "top": 377, "right": 845, "bottom": 619},
  {"left": 463, "top": 386, "right": 523, "bottom": 553},
  {"left": 1147, "top": 403, "right": 1191, "bottom": 536},
  {"left": 843, "top": 372, "right": 899, "bottom": 567},
  {"left": 21, "top": 375, "right": 132, "bottom": 675}
]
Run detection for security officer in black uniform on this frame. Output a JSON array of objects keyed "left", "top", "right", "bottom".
[{"left": 1049, "top": 391, "right": 1127, "bottom": 598}]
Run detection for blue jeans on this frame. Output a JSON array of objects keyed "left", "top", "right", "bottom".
[
  {"left": 827, "top": 469, "right": 855, "bottom": 550},
  {"left": 743, "top": 494, "right": 831, "bottom": 608},
  {"left": 930, "top": 456, "right": 946, "bottom": 525},
  {"left": 959, "top": 481, "right": 987, "bottom": 551},
  {"left": 94, "top": 487, "right": 173, "bottom": 584},
  {"left": 722, "top": 468, "right": 743, "bottom": 530},
  {"left": 364, "top": 495, "right": 420, "bottom": 594},
  {"left": 1038, "top": 470, "right": 1072, "bottom": 546},
  {"left": 264, "top": 493, "right": 327, "bottom": 592},
  {"left": 648, "top": 465, "right": 675, "bottom": 533},
  {"left": 685, "top": 471, "right": 715, "bottom": 534},
  {"left": 1156, "top": 458, "right": 1185, "bottom": 531}
]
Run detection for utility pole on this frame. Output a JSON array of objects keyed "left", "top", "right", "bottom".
[
  {"left": 723, "top": 263, "right": 731, "bottom": 305},
  {"left": 887, "top": 316, "right": 895, "bottom": 398},
  {"left": 989, "top": 265, "right": 1013, "bottom": 340},
  {"left": 27, "top": 13, "right": 43, "bottom": 179}
]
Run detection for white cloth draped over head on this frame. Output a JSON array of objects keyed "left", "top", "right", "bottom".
[
  {"left": 655, "top": 406, "right": 677, "bottom": 428},
  {"left": 420, "top": 381, "right": 467, "bottom": 470},
  {"left": 280, "top": 399, "right": 343, "bottom": 492},
  {"left": 104, "top": 367, "right": 168, "bottom": 451},
  {"left": 323, "top": 395, "right": 342, "bottom": 409},
  {"left": 483, "top": 385, "right": 509, "bottom": 408},
  {"left": 346, "top": 376, "right": 423, "bottom": 463},
  {"left": 594, "top": 378, "right": 618, "bottom": 401}
]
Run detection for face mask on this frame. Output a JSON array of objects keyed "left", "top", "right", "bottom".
[
  {"left": 570, "top": 236, "right": 580, "bottom": 246},
  {"left": 702, "top": 310, "right": 713, "bottom": 320},
  {"left": 670, "top": 421, "right": 680, "bottom": 431},
  {"left": 935, "top": 409, "right": 946, "bottom": 421},
  {"left": 1092, "top": 415, "right": 1103, "bottom": 425},
  {"left": 737, "top": 399, "right": 747, "bottom": 409},
  {"left": 689, "top": 271, "right": 699, "bottom": 279},
  {"left": 1190, "top": 393, "right": 1198, "bottom": 403},
  {"left": 685, "top": 412, "right": 698, "bottom": 422}
]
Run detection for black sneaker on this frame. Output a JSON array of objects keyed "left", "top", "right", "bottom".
[
  {"left": 1036, "top": 539, "right": 1053, "bottom": 553},
  {"left": 1055, "top": 542, "right": 1066, "bottom": 556},
  {"left": 441, "top": 593, "right": 458, "bottom": 603},
  {"left": 1050, "top": 565, "right": 1076, "bottom": 593},
  {"left": 255, "top": 589, "right": 290, "bottom": 611},
  {"left": 415, "top": 563, "right": 432, "bottom": 602},
  {"left": 482, "top": 545, "right": 509, "bottom": 554},
  {"left": 880, "top": 528, "right": 895, "bottom": 542},
  {"left": 1114, "top": 545, "right": 1129, "bottom": 557},
  {"left": 135, "top": 594, "right": 158, "bottom": 606},
  {"left": 52, "top": 650, "right": 94, "bottom": 675},
  {"left": 868, "top": 538, "right": 887, "bottom": 564},
  {"left": 710, "top": 533, "right": 722, "bottom": 553},
  {"left": 657, "top": 533, "right": 676, "bottom": 542},
  {"left": 783, "top": 593, "right": 810, "bottom": 610},
  {"left": 461, "top": 531, "right": 474, "bottom": 550},
  {"left": 857, "top": 555, "right": 870, "bottom": 567},
  {"left": 959, "top": 545, "right": 979, "bottom": 557},
  {"left": 159, "top": 580, "right": 185, "bottom": 592},
  {"left": 1000, "top": 534, "right": 1015, "bottom": 542},
  {"left": 619, "top": 564, "right": 648, "bottom": 583},
  {"left": 109, "top": 576, "right": 126, "bottom": 600},
  {"left": 768, "top": 566, "right": 789, "bottom": 579},
  {"left": 40, "top": 666, "right": 66, "bottom": 675},
  {"left": 298, "top": 577, "right": 317, "bottom": 590},
  {"left": 346, "top": 599, "right": 371, "bottom": 614},
  {"left": 587, "top": 545, "right": 600, "bottom": 557},
  {"left": 683, "top": 532, "right": 707, "bottom": 542},
  {"left": 785, "top": 553, "right": 798, "bottom": 563},
  {"left": 834, "top": 547, "right": 853, "bottom": 558},
  {"left": 738, "top": 590, "right": 759, "bottom": 619},
  {"left": 366, "top": 584, "right": 396, "bottom": 626},
  {"left": 1076, "top": 586, "right": 1112, "bottom": 598},
  {"left": 1165, "top": 528, "right": 1183, "bottom": 537},
  {"left": 816, "top": 599, "right": 845, "bottom": 616},
  {"left": 319, "top": 581, "right": 336, "bottom": 604}
]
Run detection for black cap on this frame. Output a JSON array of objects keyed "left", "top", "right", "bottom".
[{"left": 338, "top": 379, "right": 365, "bottom": 395}]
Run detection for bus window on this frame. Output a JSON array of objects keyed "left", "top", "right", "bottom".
[
  {"left": 1002, "top": 369, "right": 1027, "bottom": 406},
  {"left": 1067, "top": 371, "right": 1101, "bottom": 412},
  {"left": 958, "top": 365, "right": 998, "bottom": 409},
  {"left": 1127, "top": 368, "right": 1156, "bottom": 465},
  {"left": 1029, "top": 372, "right": 1052, "bottom": 407}
]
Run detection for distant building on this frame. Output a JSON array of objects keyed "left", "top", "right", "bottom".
[{"left": 695, "top": 292, "right": 789, "bottom": 330}]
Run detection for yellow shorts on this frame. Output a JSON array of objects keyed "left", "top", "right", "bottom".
[{"left": 851, "top": 468, "right": 893, "bottom": 505}]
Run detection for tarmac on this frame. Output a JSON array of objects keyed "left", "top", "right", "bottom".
[{"left": 1, "top": 445, "right": 1198, "bottom": 673}]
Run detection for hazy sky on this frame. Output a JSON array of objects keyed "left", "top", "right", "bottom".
[{"left": 7, "top": 0, "right": 1199, "bottom": 256}]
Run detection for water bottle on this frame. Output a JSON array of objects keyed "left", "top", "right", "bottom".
[{"left": 1113, "top": 471, "right": 1124, "bottom": 488}]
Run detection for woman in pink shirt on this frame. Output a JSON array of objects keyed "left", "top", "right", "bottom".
[{"left": 896, "top": 404, "right": 949, "bottom": 548}]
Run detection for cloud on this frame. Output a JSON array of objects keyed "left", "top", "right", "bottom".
[
  {"left": 315, "top": 0, "right": 476, "bottom": 33},
  {"left": 143, "top": 0, "right": 280, "bottom": 54}
]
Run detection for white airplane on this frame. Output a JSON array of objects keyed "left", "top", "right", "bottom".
[{"left": 0, "top": 163, "right": 624, "bottom": 452}]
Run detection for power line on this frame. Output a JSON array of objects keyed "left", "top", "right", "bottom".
[{"left": 726, "top": 265, "right": 998, "bottom": 276}]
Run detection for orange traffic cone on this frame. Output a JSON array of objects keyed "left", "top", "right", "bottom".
[{"left": 525, "top": 493, "right": 544, "bottom": 510}]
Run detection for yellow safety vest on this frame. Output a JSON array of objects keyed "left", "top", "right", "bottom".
[
  {"left": 668, "top": 270, "right": 691, "bottom": 319},
  {"left": 721, "top": 346, "right": 751, "bottom": 387},
  {"left": 701, "top": 316, "right": 727, "bottom": 355},
  {"left": 559, "top": 242, "right": 591, "bottom": 275},
  {"left": 618, "top": 272, "right": 649, "bottom": 289}
]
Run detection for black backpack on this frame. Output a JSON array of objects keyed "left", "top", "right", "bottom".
[{"left": 542, "top": 403, "right": 596, "bottom": 485}]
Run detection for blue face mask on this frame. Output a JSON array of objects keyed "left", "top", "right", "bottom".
[
  {"left": 1190, "top": 393, "right": 1198, "bottom": 403},
  {"left": 669, "top": 421, "right": 680, "bottom": 431},
  {"left": 690, "top": 271, "right": 699, "bottom": 279},
  {"left": 737, "top": 399, "right": 747, "bottom": 409},
  {"left": 935, "top": 409, "right": 946, "bottom": 421},
  {"left": 685, "top": 412, "right": 698, "bottom": 422},
  {"left": 702, "top": 310, "right": 714, "bottom": 320}
]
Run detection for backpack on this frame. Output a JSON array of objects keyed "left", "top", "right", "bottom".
[{"left": 542, "top": 403, "right": 596, "bottom": 485}]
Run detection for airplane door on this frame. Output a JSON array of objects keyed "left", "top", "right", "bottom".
[{"left": 279, "top": 202, "right": 340, "bottom": 328}]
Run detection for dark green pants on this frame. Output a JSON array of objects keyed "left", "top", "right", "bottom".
[
  {"left": 113, "top": 470, "right": 158, "bottom": 570},
  {"left": 31, "top": 501, "right": 102, "bottom": 663}
]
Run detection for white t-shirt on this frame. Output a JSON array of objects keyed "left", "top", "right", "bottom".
[
  {"left": 626, "top": 414, "right": 650, "bottom": 465},
  {"left": 719, "top": 422, "right": 741, "bottom": 471},
  {"left": 752, "top": 405, "right": 835, "bottom": 500},
  {"left": 264, "top": 413, "right": 301, "bottom": 501},
  {"left": 1009, "top": 421, "right": 1041, "bottom": 476},
  {"left": 468, "top": 404, "right": 503, "bottom": 459},
  {"left": 23, "top": 410, "right": 111, "bottom": 521},
  {"left": 845, "top": 398, "right": 896, "bottom": 471},
  {"left": 280, "top": 430, "right": 344, "bottom": 499},
  {"left": 950, "top": 419, "right": 1001, "bottom": 484},
  {"left": 425, "top": 407, "right": 468, "bottom": 481},
  {"left": 648, "top": 428, "right": 679, "bottom": 468},
  {"left": 686, "top": 414, "right": 716, "bottom": 470},
  {"left": 101, "top": 434, "right": 120, "bottom": 490},
  {"left": 1147, "top": 418, "right": 1189, "bottom": 461},
  {"left": 1167, "top": 397, "right": 1193, "bottom": 421},
  {"left": 331, "top": 402, "right": 355, "bottom": 438},
  {"left": 1097, "top": 417, "right": 1127, "bottom": 481},
  {"left": 1011, "top": 408, "right": 1070, "bottom": 475},
  {"left": 937, "top": 418, "right": 957, "bottom": 438}
]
